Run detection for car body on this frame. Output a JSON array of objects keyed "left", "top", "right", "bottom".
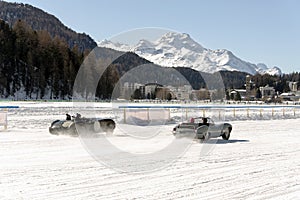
[
  {"left": 172, "top": 117, "right": 232, "bottom": 140},
  {"left": 49, "top": 114, "right": 116, "bottom": 136}
]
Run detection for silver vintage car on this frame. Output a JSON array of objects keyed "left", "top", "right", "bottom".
[{"left": 172, "top": 117, "right": 232, "bottom": 140}]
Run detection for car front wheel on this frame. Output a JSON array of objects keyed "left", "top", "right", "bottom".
[{"left": 222, "top": 128, "right": 231, "bottom": 140}]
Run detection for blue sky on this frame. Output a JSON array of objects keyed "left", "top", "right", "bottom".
[{"left": 4, "top": 0, "right": 300, "bottom": 73}]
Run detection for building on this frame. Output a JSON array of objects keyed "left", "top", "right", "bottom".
[
  {"left": 156, "top": 87, "right": 174, "bottom": 100},
  {"left": 191, "top": 88, "right": 210, "bottom": 100},
  {"left": 229, "top": 89, "right": 246, "bottom": 100},
  {"left": 121, "top": 82, "right": 195, "bottom": 101},
  {"left": 259, "top": 85, "right": 275, "bottom": 99},
  {"left": 168, "top": 85, "right": 192, "bottom": 100},
  {"left": 280, "top": 82, "right": 300, "bottom": 102},
  {"left": 144, "top": 83, "right": 163, "bottom": 99},
  {"left": 288, "top": 82, "right": 298, "bottom": 92}
]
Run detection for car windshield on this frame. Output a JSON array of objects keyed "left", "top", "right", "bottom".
[{"left": 190, "top": 117, "right": 213, "bottom": 124}]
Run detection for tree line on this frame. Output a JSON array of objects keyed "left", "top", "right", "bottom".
[
  {"left": 251, "top": 73, "right": 300, "bottom": 92},
  {"left": 0, "top": 19, "right": 84, "bottom": 99}
]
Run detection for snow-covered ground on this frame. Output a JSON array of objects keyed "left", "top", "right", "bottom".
[{"left": 0, "top": 102, "right": 299, "bottom": 199}]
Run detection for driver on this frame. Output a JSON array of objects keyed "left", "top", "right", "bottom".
[
  {"left": 203, "top": 117, "right": 208, "bottom": 125},
  {"left": 66, "top": 113, "right": 71, "bottom": 120}
]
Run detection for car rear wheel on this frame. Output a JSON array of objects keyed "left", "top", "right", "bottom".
[
  {"left": 68, "top": 123, "right": 78, "bottom": 136},
  {"left": 222, "top": 128, "right": 231, "bottom": 140},
  {"left": 103, "top": 120, "right": 115, "bottom": 135}
]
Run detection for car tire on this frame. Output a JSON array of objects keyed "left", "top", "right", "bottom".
[
  {"left": 68, "top": 123, "right": 78, "bottom": 136},
  {"left": 106, "top": 122, "right": 115, "bottom": 135},
  {"left": 222, "top": 128, "right": 231, "bottom": 140},
  {"left": 204, "top": 132, "right": 210, "bottom": 140},
  {"left": 200, "top": 132, "right": 210, "bottom": 142},
  {"left": 93, "top": 121, "right": 101, "bottom": 133}
]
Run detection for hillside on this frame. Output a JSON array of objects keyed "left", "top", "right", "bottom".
[
  {"left": 0, "top": 1, "right": 97, "bottom": 52},
  {"left": 0, "top": 19, "right": 85, "bottom": 99}
]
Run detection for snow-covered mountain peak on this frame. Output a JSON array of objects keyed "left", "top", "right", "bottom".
[
  {"left": 156, "top": 32, "right": 204, "bottom": 53},
  {"left": 98, "top": 32, "right": 282, "bottom": 75}
]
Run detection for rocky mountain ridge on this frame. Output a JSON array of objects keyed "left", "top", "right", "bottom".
[{"left": 99, "top": 32, "right": 282, "bottom": 76}]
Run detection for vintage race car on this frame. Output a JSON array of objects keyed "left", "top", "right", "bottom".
[
  {"left": 172, "top": 117, "right": 232, "bottom": 140},
  {"left": 49, "top": 113, "right": 116, "bottom": 136}
]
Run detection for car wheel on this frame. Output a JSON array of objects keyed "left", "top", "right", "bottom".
[
  {"left": 200, "top": 132, "right": 210, "bottom": 142},
  {"left": 68, "top": 123, "right": 78, "bottom": 136},
  {"left": 105, "top": 121, "right": 115, "bottom": 135},
  {"left": 222, "top": 128, "right": 231, "bottom": 140},
  {"left": 93, "top": 121, "right": 101, "bottom": 132},
  {"left": 204, "top": 132, "right": 210, "bottom": 140},
  {"left": 49, "top": 128, "right": 59, "bottom": 135}
]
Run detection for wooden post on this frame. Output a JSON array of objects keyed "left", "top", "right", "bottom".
[
  {"left": 147, "top": 108, "right": 150, "bottom": 121},
  {"left": 272, "top": 108, "right": 274, "bottom": 118},
  {"left": 168, "top": 108, "right": 171, "bottom": 120},
  {"left": 185, "top": 109, "right": 188, "bottom": 120},
  {"left": 0, "top": 109, "right": 8, "bottom": 130},
  {"left": 203, "top": 109, "right": 206, "bottom": 118},
  {"left": 233, "top": 108, "right": 236, "bottom": 118},
  {"left": 219, "top": 110, "right": 221, "bottom": 120},
  {"left": 123, "top": 108, "right": 126, "bottom": 124},
  {"left": 283, "top": 108, "right": 285, "bottom": 116},
  {"left": 4, "top": 108, "right": 7, "bottom": 130},
  {"left": 294, "top": 108, "right": 296, "bottom": 117},
  {"left": 260, "top": 109, "right": 263, "bottom": 118},
  {"left": 247, "top": 108, "right": 249, "bottom": 118}
]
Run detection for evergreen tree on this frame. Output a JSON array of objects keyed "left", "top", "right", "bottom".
[
  {"left": 256, "top": 88, "right": 262, "bottom": 99},
  {"left": 225, "top": 90, "right": 230, "bottom": 100},
  {"left": 131, "top": 89, "right": 142, "bottom": 99}
]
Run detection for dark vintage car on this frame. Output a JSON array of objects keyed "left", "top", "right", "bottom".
[
  {"left": 172, "top": 117, "right": 232, "bottom": 140},
  {"left": 49, "top": 113, "right": 116, "bottom": 136}
]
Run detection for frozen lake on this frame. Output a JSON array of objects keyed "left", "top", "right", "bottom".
[{"left": 0, "top": 102, "right": 299, "bottom": 199}]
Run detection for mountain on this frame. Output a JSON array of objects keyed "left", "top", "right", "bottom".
[
  {"left": 99, "top": 32, "right": 282, "bottom": 75},
  {"left": 0, "top": 1, "right": 97, "bottom": 52}
]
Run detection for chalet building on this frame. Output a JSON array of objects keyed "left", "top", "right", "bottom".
[{"left": 230, "top": 89, "right": 246, "bottom": 100}]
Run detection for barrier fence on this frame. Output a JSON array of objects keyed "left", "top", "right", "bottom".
[
  {"left": 119, "top": 105, "right": 300, "bottom": 123},
  {"left": 0, "top": 106, "right": 19, "bottom": 131}
]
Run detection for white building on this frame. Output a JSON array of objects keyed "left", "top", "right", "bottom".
[
  {"left": 288, "top": 82, "right": 298, "bottom": 92},
  {"left": 168, "top": 85, "right": 192, "bottom": 100},
  {"left": 144, "top": 83, "right": 163, "bottom": 99},
  {"left": 259, "top": 85, "right": 275, "bottom": 98}
]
